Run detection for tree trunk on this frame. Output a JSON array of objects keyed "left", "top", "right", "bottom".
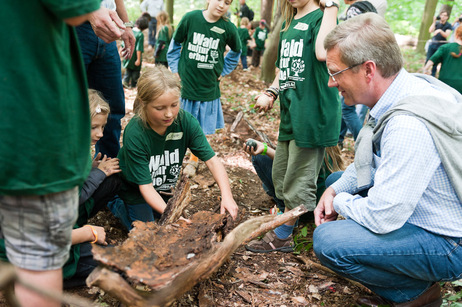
[
  {"left": 416, "top": 0, "right": 439, "bottom": 54},
  {"left": 260, "top": 0, "right": 275, "bottom": 27},
  {"left": 260, "top": 2, "right": 283, "bottom": 84},
  {"left": 441, "top": 0, "right": 455, "bottom": 18},
  {"left": 166, "top": 0, "right": 174, "bottom": 25}
]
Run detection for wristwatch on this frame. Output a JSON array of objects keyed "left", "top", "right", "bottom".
[{"left": 325, "top": 0, "right": 339, "bottom": 9}]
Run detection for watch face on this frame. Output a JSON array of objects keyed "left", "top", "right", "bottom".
[{"left": 326, "top": 0, "right": 333, "bottom": 6}]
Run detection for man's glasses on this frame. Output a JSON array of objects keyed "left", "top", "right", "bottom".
[{"left": 327, "top": 62, "right": 364, "bottom": 82}]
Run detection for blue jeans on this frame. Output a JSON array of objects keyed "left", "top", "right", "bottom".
[
  {"left": 314, "top": 220, "right": 462, "bottom": 303},
  {"left": 339, "top": 97, "right": 363, "bottom": 143},
  {"left": 252, "top": 155, "right": 285, "bottom": 212},
  {"left": 148, "top": 17, "right": 157, "bottom": 47},
  {"left": 76, "top": 23, "right": 125, "bottom": 158},
  {"left": 240, "top": 54, "right": 248, "bottom": 69}
]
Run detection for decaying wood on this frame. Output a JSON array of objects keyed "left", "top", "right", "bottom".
[
  {"left": 230, "top": 111, "right": 244, "bottom": 132},
  {"left": 243, "top": 117, "right": 275, "bottom": 148},
  {"left": 297, "top": 255, "right": 371, "bottom": 294},
  {"left": 158, "top": 173, "right": 191, "bottom": 226},
  {"left": 87, "top": 267, "right": 146, "bottom": 307},
  {"left": 0, "top": 262, "right": 93, "bottom": 307},
  {"left": 88, "top": 206, "right": 308, "bottom": 306}
]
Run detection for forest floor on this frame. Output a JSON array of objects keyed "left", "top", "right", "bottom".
[
  {"left": 1, "top": 44, "right": 461, "bottom": 306},
  {"left": 63, "top": 47, "right": 461, "bottom": 306}
]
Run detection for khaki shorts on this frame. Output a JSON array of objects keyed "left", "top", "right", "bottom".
[
  {"left": 0, "top": 187, "right": 78, "bottom": 271},
  {"left": 272, "top": 140, "right": 325, "bottom": 211}
]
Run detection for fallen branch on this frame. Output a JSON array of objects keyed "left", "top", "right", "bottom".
[
  {"left": 243, "top": 117, "right": 275, "bottom": 148},
  {"left": 230, "top": 111, "right": 244, "bottom": 132}
]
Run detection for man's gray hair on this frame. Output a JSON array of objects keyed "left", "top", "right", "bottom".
[{"left": 324, "top": 13, "right": 403, "bottom": 78}]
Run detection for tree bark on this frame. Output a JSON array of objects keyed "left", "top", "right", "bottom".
[
  {"left": 260, "top": 0, "right": 275, "bottom": 27},
  {"left": 166, "top": 0, "right": 174, "bottom": 24},
  {"left": 260, "top": 0, "right": 283, "bottom": 83},
  {"left": 441, "top": 0, "right": 455, "bottom": 18},
  {"left": 416, "top": 0, "right": 439, "bottom": 54}
]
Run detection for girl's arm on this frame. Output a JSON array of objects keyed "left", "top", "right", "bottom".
[
  {"left": 254, "top": 71, "right": 279, "bottom": 112},
  {"left": 315, "top": 1, "right": 340, "bottom": 61},
  {"left": 204, "top": 156, "right": 238, "bottom": 219},
  {"left": 221, "top": 50, "right": 241, "bottom": 77},
  {"left": 167, "top": 39, "right": 182, "bottom": 74},
  {"left": 71, "top": 225, "right": 106, "bottom": 245},
  {"left": 139, "top": 184, "right": 168, "bottom": 214}
]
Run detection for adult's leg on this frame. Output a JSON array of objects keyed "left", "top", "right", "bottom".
[
  {"left": 314, "top": 220, "right": 462, "bottom": 303},
  {"left": 252, "top": 155, "right": 285, "bottom": 212},
  {"left": 341, "top": 97, "right": 362, "bottom": 141},
  {"left": 148, "top": 18, "right": 157, "bottom": 47},
  {"left": 241, "top": 54, "right": 248, "bottom": 69},
  {"left": 87, "top": 40, "right": 125, "bottom": 158}
]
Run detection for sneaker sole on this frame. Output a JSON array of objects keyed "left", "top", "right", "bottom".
[{"left": 245, "top": 245, "right": 294, "bottom": 253}]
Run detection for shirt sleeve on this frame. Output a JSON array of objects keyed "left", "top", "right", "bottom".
[
  {"left": 221, "top": 50, "right": 241, "bottom": 76},
  {"left": 42, "top": 0, "right": 100, "bottom": 19},
  {"left": 79, "top": 168, "right": 106, "bottom": 205},
  {"left": 333, "top": 115, "right": 441, "bottom": 234}
]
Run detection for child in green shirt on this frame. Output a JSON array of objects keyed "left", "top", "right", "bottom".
[
  {"left": 122, "top": 16, "right": 149, "bottom": 88},
  {"left": 155, "top": 11, "right": 173, "bottom": 67}
]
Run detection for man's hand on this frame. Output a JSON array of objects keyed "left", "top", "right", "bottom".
[
  {"left": 314, "top": 187, "right": 338, "bottom": 226},
  {"left": 121, "top": 28, "right": 135, "bottom": 59},
  {"left": 88, "top": 7, "right": 125, "bottom": 43}
]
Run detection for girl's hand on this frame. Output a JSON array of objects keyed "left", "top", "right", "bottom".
[
  {"left": 85, "top": 225, "right": 108, "bottom": 245},
  {"left": 97, "top": 155, "right": 121, "bottom": 176},
  {"left": 135, "top": 59, "right": 141, "bottom": 66},
  {"left": 243, "top": 139, "right": 264, "bottom": 156},
  {"left": 254, "top": 93, "right": 273, "bottom": 112},
  {"left": 221, "top": 197, "right": 238, "bottom": 220},
  {"left": 92, "top": 152, "right": 102, "bottom": 168}
]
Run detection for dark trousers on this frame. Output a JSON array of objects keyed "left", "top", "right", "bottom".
[
  {"left": 76, "top": 23, "right": 125, "bottom": 158},
  {"left": 251, "top": 49, "right": 264, "bottom": 67},
  {"left": 123, "top": 68, "right": 141, "bottom": 88}
]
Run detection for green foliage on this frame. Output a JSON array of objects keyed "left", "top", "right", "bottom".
[{"left": 293, "top": 225, "right": 313, "bottom": 254}]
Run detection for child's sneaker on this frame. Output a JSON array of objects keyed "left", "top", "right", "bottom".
[{"left": 245, "top": 230, "right": 294, "bottom": 253}]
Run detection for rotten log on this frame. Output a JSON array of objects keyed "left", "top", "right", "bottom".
[
  {"left": 87, "top": 205, "right": 308, "bottom": 306},
  {"left": 158, "top": 173, "right": 191, "bottom": 226}
]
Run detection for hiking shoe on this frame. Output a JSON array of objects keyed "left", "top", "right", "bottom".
[{"left": 245, "top": 230, "right": 294, "bottom": 253}]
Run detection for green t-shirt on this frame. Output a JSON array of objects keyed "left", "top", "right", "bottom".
[
  {"left": 118, "top": 110, "right": 216, "bottom": 205},
  {"left": 156, "top": 25, "right": 172, "bottom": 63},
  {"left": 123, "top": 28, "right": 144, "bottom": 71},
  {"left": 276, "top": 10, "right": 341, "bottom": 148},
  {"left": 430, "top": 42, "right": 462, "bottom": 94},
  {"left": 0, "top": 1, "right": 97, "bottom": 195},
  {"left": 237, "top": 27, "right": 251, "bottom": 56},
  {"left": 253, "top": 27, "right": 268, "bottom": 51},
  {"left": 173, "top": 10, "right": 241, "bottom": 101}
]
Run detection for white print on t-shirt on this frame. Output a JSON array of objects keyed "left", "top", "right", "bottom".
[
  {"left": 188, "top": 32, "right": 221, "bottom": 67},
  {"left": 149, "top": 148, "right": 180, "bottom": 186},
  {"left": 293, "top": 22, "right": 309, "bottom": 31},
  {"left": 257, "top": 30, "right": 267, "bottom": 41},
  {"left": 279, "top": 38, "right": 305, "bottom": 87}
]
